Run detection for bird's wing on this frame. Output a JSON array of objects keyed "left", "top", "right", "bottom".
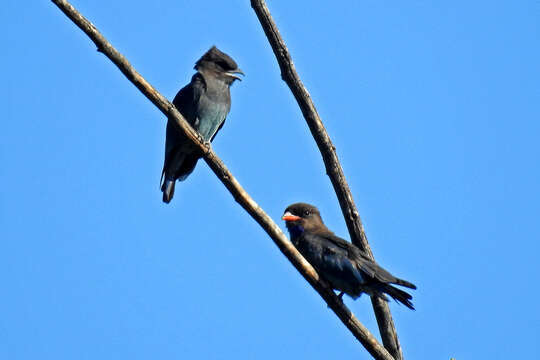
[
  {"left": 166, "top": 74, "right": 206, "bottom": 158},
  {"left": 161, "top": 75, "right": 206, "bottom": 184},
  {"left": 305, "top": 231, "right": 349, "bottom": 257},
  {"left": 303, "top": 231, "right": 364, "bottom": 287},
  {"left": 172, "top": 73, "right": 205, "bottom": 126},
  {"left": 317, "top": 232, "right": 400, "bottom": 284},
  {"left": 354, "top": 256, "right": 401, "bottom": 284},
  {"left": 305, "top": 232, "right": 358, "bottom": 271},
  {"left": 315, "top": 231, "right": 355, "bottom": 254}
]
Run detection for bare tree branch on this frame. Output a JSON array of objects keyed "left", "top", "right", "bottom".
[
  {"left": 50, "top": 0, "right": 394, "bottom": 359},
  {"left": 250, "top": 1, "right": 404, "bottom": 358}
]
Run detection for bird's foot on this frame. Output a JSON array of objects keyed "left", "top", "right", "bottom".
[
  {"left": 201, "top": 140, "right": 212, "bottom": 155},
  {"left": 327, "top": 292, "right": 345, "bottom": 308}
]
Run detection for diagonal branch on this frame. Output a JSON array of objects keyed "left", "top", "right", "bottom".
[
  {"left": 50, "top": 0, "right": 393, "bottom": 359},
  {"left": 250, "top": 1, "right": 404, "bottom": 359}
]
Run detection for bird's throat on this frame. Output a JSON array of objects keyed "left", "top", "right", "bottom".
[{"left": 287, "top": 224, "right": 305, "bottom": 239}]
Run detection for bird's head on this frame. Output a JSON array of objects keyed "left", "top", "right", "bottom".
[
  {"left": 282, "top": 202, "right": 326, "bottom": 234},
  {"left": 195, "top": 46, "right": 244, "bottom": 84}
]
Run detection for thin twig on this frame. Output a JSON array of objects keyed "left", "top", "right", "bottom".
[
  {"left": 50, "top": 0, "right": 393, "bottom": 359},
  {"left": 250, "top": 1, "right": 404, "bottom": 358}
]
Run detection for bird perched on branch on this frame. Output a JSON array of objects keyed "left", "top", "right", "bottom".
[
  {"left": 282, "top": 202, "right": 416, "bottom": 309},
  {"left": 161, "top": 46, "right": 243, "bottom": 203}
]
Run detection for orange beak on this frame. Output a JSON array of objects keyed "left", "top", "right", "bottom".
[{"left": 282, "top": 211, "right": 301, "bottom": 222}]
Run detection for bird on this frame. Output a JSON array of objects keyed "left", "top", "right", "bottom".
[
  {"left": 282, "top": 202, "right": 416, "bottom": 309},
  {"left": 160, "top": 46, "right": 243, "bottom": 203}
]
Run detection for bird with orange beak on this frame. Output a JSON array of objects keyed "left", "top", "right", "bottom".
[{"left": 282, "top": 202, "right": 416, "bottom": 309}]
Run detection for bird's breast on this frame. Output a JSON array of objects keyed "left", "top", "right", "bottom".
[{"left": 196, "top": 97, "right": 229, "bottom": 141}]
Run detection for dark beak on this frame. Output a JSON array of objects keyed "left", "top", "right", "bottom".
[{"left": 226, "top": 69, "right": 244, "bottom": 81}]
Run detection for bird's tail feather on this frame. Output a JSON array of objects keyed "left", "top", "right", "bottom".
[
  {"left": 393, "top": 278, "right": 417, "bottom": 289},
  {"left": 383, "top": 284, "right": 415, "bottom": 310},
  {"left": 161, "top": 179, "right": 176, "bottom": 203}
]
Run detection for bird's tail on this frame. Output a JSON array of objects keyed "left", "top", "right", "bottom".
[
  {"left": 393, "top": 277, "right": 417, "bottom": 290},
  {"left": 161, "top": 178, "right": 176, "bottom": 203},
  {"left": 383, "top": 284, "right": 415, "bottom": 310}
]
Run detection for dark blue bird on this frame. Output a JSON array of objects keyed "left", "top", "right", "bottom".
[
  {"left": 161, "top": 46, "right": 243, "bottom": 203},
  {"left": 282, "top": 203, "right": 416, "bottom": 309}
]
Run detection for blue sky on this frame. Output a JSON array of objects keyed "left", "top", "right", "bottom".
[{"left": 2, "top": 1, "right": 539, "bottom": 359}]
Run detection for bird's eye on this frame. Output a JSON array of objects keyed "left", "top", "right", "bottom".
[{"left": 304, "top": 210, "right": 311, "bottom": 216}]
